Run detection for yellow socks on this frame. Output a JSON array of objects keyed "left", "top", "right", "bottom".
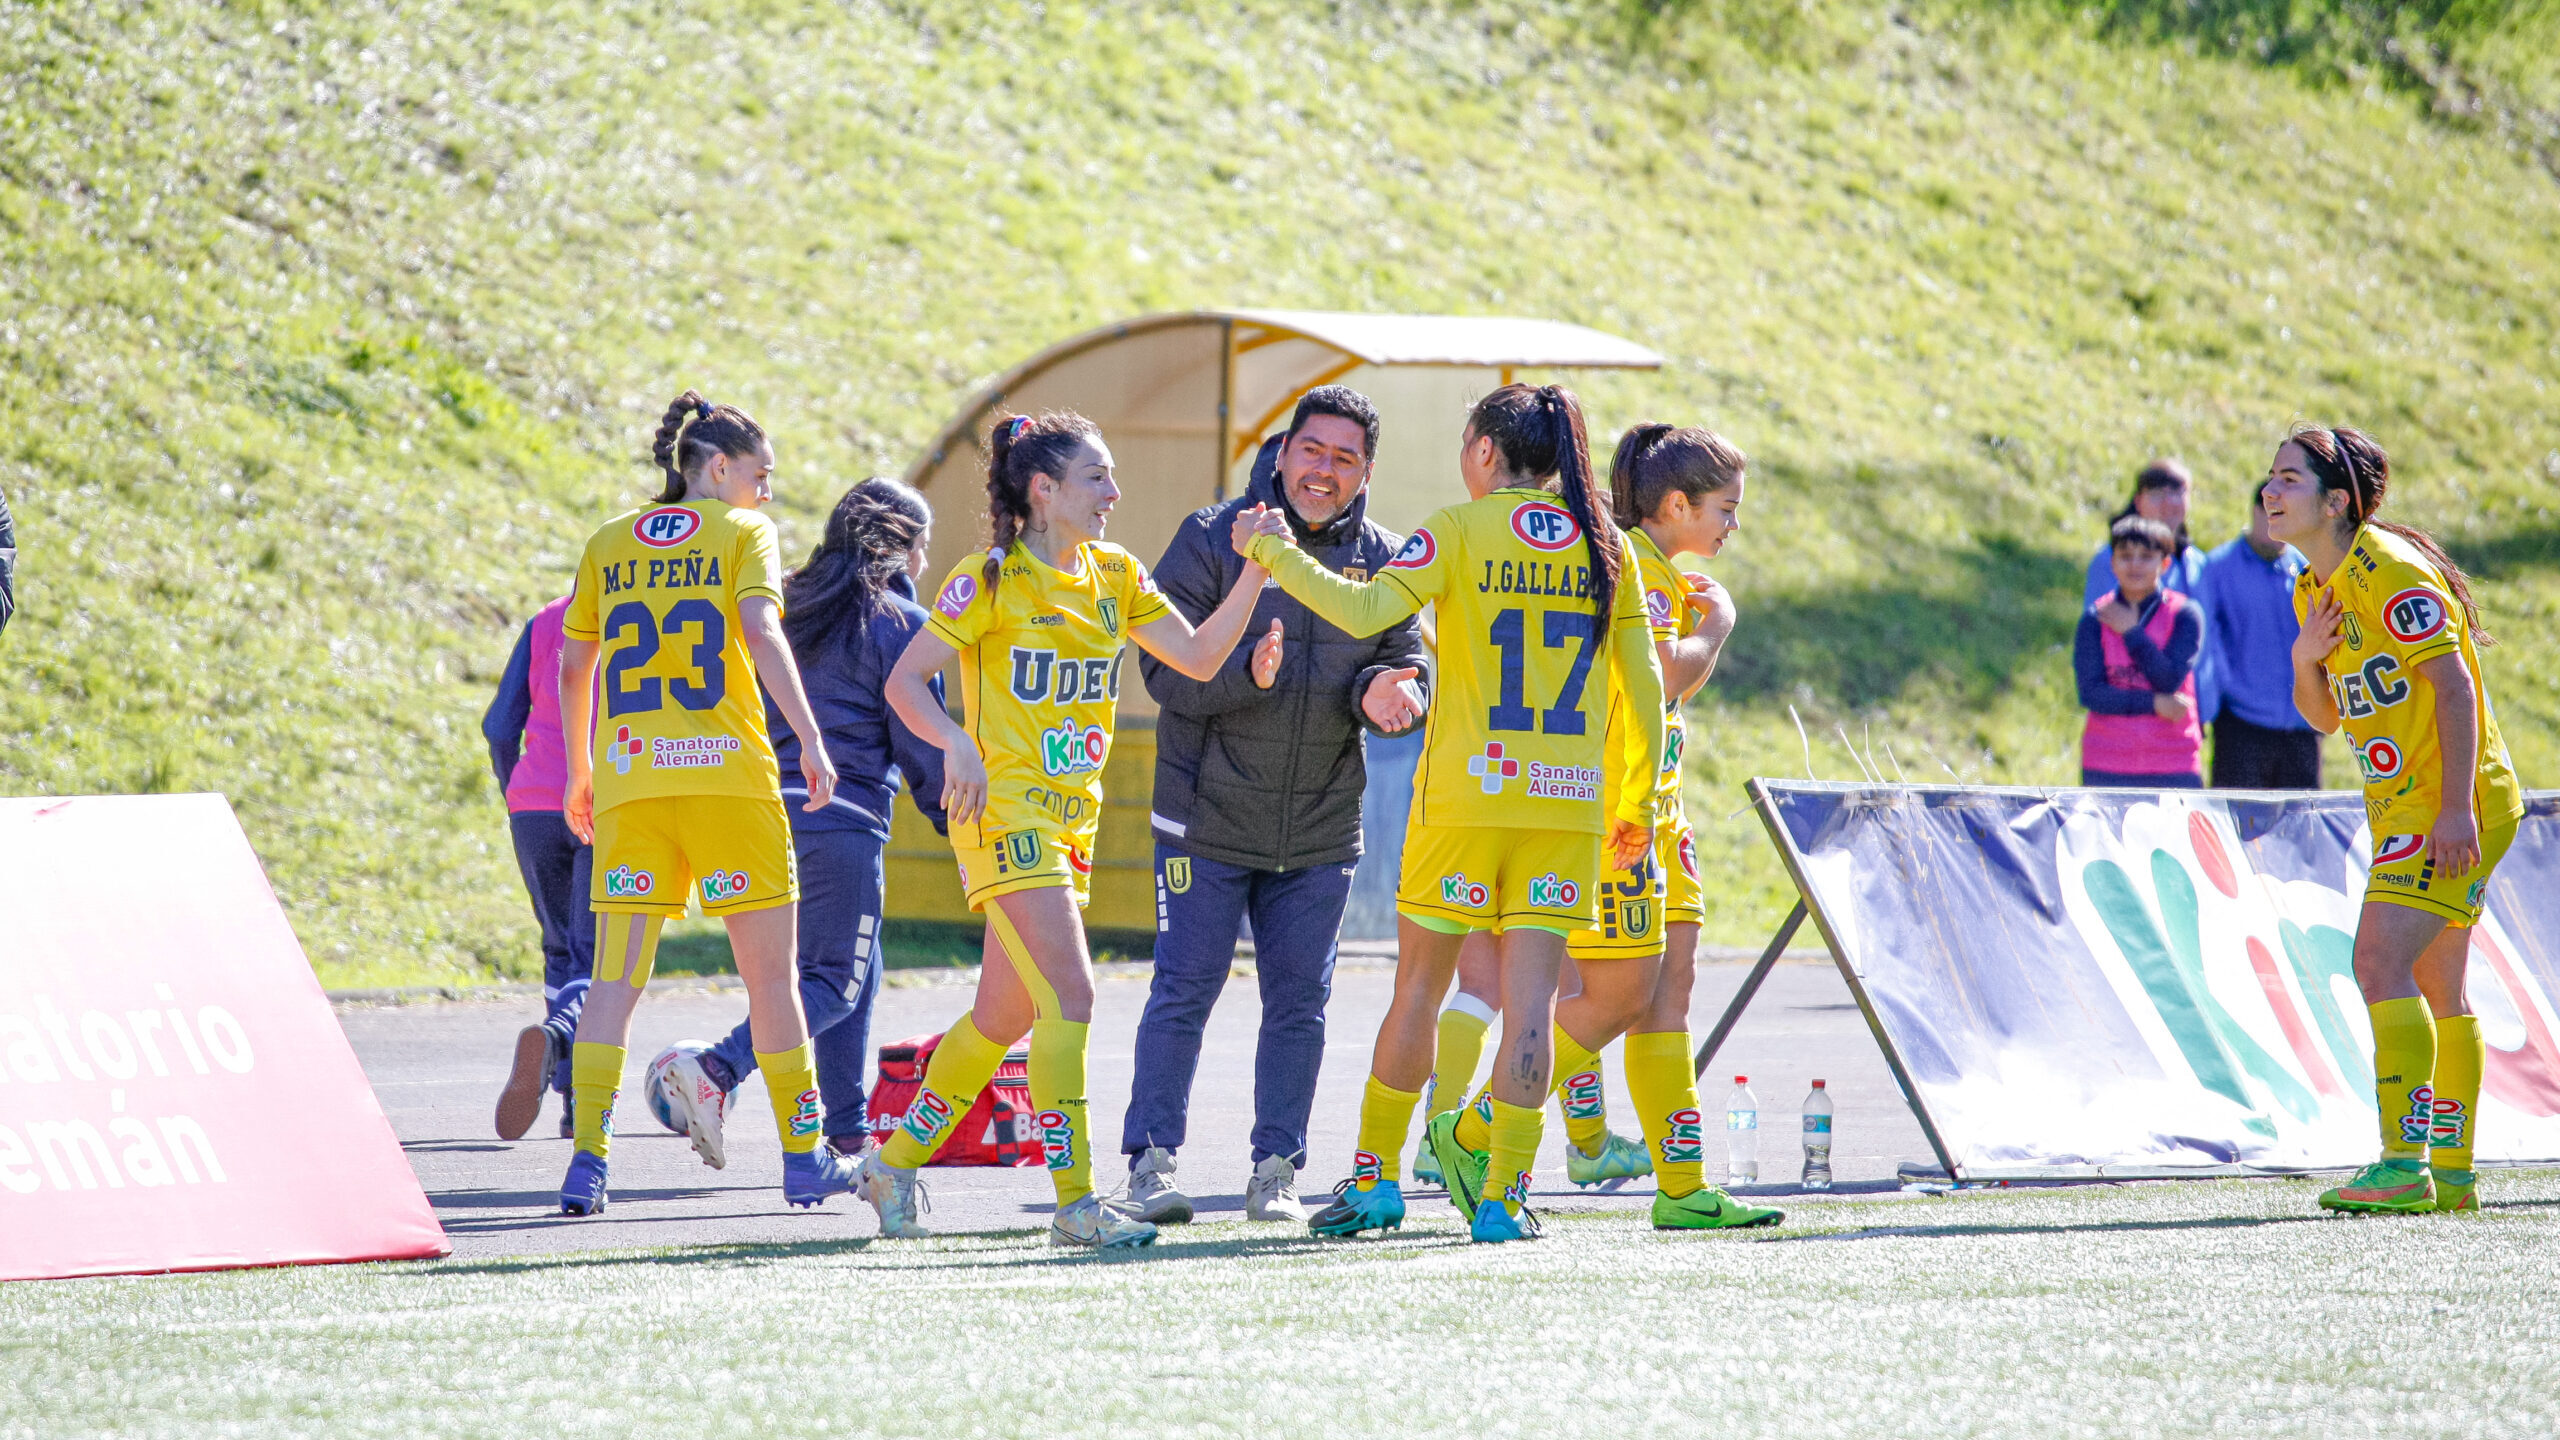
[
  {"left": 1626, "top": 1030, "right": 1705, "bottom": 1198},
  {"left": 1453, "top": 1083, "right": 1495, "bottom": 1153},
  {"left": 1353, "top": 1075, "right": 1421, "bottom": 1186},
  {"left": 756, "top": 1041, "right": 823, "bottom": 1154},
  {"left": 2432, "top": 1013, "right": 2485, "bottom": 1170},
  {"left": 1551, "top": 1031, "right": 1608, "bottom": 1154},
  {"left": 1029, "top": 1018, "right": 1092, "bottom": 1206},
  {"left": 880, "top": 1015, "right": 1010, "bottom": 1169},
  {"left": 2370, "top": 997, "right": 2439, "bottom": 1160},
  {"left": 1481, "top": 1097, "right": 1544, "bottom": 1215},
  {"left": 570, "top": 1041, "right": 624, "bottom": 1160},
  {"left": 1427, "top": 996, "right": 1494, "bottom": 1118}
]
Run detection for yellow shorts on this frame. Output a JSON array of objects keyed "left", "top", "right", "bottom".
[
  {"left": 1569, "top": 819, "right": 1701, "bottom": 960},
  {"left": 590, "top": 794, "right": 797, "bottom": 919},
  {"left": 1398, "top": 823, "right": 1600, "bottom": 934},
  {"left": 2365, "top": 816, "right": 2517, "bottom": 927},
  {"left": 1663, "top": 817, "right": 1703, "bottom": 926},
  {"left": 954, "top": 821, "right": 1093, "bottom": 912}
]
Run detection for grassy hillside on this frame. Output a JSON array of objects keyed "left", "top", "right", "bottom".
[{"left": 3, "top": 0, "right": 2556, "bottom": 986}]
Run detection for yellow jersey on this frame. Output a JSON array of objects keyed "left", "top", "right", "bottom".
[
  {"left": 2293, "top": 523, "right": 2523, "bottom": 837},
  {"left": 563, "top": 498, "right": 785, "bottom": 815},
  {"left": 1593, "top": 529, "right": 1688, "bottom": 831},
  {"left": 924, "top": 540, "right": 1172, "bottom": 845},
  {"left": 1248, "top": 486, "right": 1663, "bottom": 834}
]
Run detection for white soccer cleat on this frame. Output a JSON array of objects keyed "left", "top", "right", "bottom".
[
  {"left": 1052, "top": 1192, "right": 1158, "bottom": 1250},
  {"left": 856, "top": 1152, "right": 933, "bottom": 1239},
  {"left": 1244, "top": 1154, "right": 1310, "bottom": 1222},
  {"left": 1122, "top": 1146, "right": 1194, "bottom": 1224},
  {"left": 657, "top": 1051, "right": 729, "bottom": 1171}
]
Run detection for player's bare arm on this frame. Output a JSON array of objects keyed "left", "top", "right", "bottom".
[
  {"left": 1131, "top": 503, "right": 1273, "bottom": 679},
  {"left": 2416, "top": 650, "right": 2482, "bottom": 877},
  {"left": 884, "top": 627, "right": 983, "bottom": 827},
  {"left": 557, "top": 634, "right": 602, "bottom": 843}
]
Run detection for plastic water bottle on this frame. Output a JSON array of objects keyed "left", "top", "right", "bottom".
[
  {"left": 1725, "top": 1076, "right": 1759, "bottom": 1185},
  {"left": 1801, "top": 1080, "right": 1834, "bottom": 1190}
]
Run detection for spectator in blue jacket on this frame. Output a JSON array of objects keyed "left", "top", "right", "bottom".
[
  {"left": 2201, "top": 488, "right": 2320, "bottom": 788},
  {"left": 2084, "top": 459, "right": 2217, "bottom": 725},
  {"left": 657, "top": 479, "right": 950, "bottom": 1166}
]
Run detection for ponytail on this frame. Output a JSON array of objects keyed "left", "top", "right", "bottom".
[
  {"left": 2288, "top": 424, "right": 2491, "bottom": 645},
  {"left": 981, "top": 410, "right": 1101, "bottom": 594},
  {"left": 1466, "top": 383, "right": 1619, "bottom": 619},
  {"left": 1608, "top": 422, "right": 1747, "bottom": 529},
  {"left": 649, "top": 389, "right": 766, "bottom": 504}
]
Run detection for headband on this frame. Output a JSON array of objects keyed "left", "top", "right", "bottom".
[
  {"left": 2330, "top": 429, "right": 2367, "bottom": 519},
  {"left": 1003, "top": 416, "right": 1032, "bottom": 441}
]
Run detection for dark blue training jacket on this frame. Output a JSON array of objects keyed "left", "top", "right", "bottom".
[{"left": 765, "top": 572, "right": 950, "bottom": 838}]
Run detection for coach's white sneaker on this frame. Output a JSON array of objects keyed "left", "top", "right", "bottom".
[
  {"left": 657, "top": 1050, "right": 729, "bottom": 1170},
  {"left": 1123, "top": 1146, "right": 1194, "bottom": 1224},
  {"left": 1244, "top": 1154, "right": 1309, "bottom": 1222},
  {"left": 856, "top": 1152, "right": 933, "bottom": 1239},
  {"left": 1052, "top": 1192, "right": 1158, "bottom": 1250}
]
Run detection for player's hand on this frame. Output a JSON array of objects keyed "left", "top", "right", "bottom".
[
  {"left": 1606, "top": 817, "right": 1652, "bottom": 872},
  {"left": 1681, "top": 572, "right": 1737, "bottom": 641},
  {"left": 565, "top": 775, "right": 595, "bottom": 845},
  {"left": 1250, "top": 617, "right": 1284, "bottom": 689},
  {"left": 941, "top": 739, "right": 989, "bottom": 828},
  {"left": 2294, "top": 591, "right": 2343, "bottom": 669},
  {"left": 2152, "top": 691, "right": 2195, "bottom": 721},
  {"left": 2095, "top": 598, "right": 2140, "bottom": 635},
  {"left": 1362, "top": 665, "right": 1425, "bottom": 733},
  {"left": 2428, "top": 807, "right": 2483, "bottom": 879},
  {"left": 1230, "top": 503, "right": 1288, "bottom": 557},
  {"left": 799, "top": 748, "right": 838, "bottom": 813}
]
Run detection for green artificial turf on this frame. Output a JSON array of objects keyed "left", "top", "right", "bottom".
[
  {"left": 8, "top": 1170, "right": 2560, "bottom": 1437},
  {"left": 4, "top": 1, "right": 2557, "bottom": 987}
]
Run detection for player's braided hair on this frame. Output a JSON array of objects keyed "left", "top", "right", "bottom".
[
  {"left": 782, "top": 478, "right": 931, "bottom": 655},
  {"left": 1467, "top": 383, "right": 1619, "bottom": 620},
  {"left": 982, "top": 410, "right": 1101, "bottom": 593},
  {"left": 1607, "top": 422, "right": 1747, "bottom": 529},
  {"left": 649, "top": 390, "right": 767, "bottom": 504},
  {"left": 2287, "top": 424, "right": 2491, "bottom": 645}
]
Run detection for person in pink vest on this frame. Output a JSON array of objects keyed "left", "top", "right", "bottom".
[
  {"left": 2076, "top": 515, "right": 2204, "bottom": 787},
  {"left": 481, "top": 594, "right": 596, "bottom": 1138}
]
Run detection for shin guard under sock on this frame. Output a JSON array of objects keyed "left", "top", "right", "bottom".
[
  {"left": 570, "top": 1042, "right": 625, "bottom": 1160},
  {"left": 1481, "top": 1097, "right": 1544, "bottom": 1215},
  {"left": 1353, "top": 1075, "right": 1422, "bottom": 1186},
  {"left": 1029, "top": 1018, "right": 1093, "bottom": 1206},
  {"left": 1626, "top": 1031, "right": 1704, "bottom": 1198},
  {"left": 2431, "top": 1013, "right": 2484, "bottom": 1170},
  {"left": 879, "top": 1014, "right": 1010, "bottom": 1169},
  {"left": 1428, "top": 995, "right": 1495, "bottom": 1118},
  {"left": 2370, "top": 997, "right": 2439, "bottom": 1160},
  {"left": 756, "top": 1041, "right": 823, "bottom": 1154}
]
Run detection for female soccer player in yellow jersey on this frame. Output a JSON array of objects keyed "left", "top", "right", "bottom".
[
  {"left": 865, "top": 412, "right": 1274, "bottom": 1250},
  {"left": 1435, "top": 423, "right": 1779, "bottom": 1230},
  {"left": 2264, "top": 425, "right": 2525, "bottom": 1217},
  {"left": 554, "top": 392, "right": 854, "bottom": 1216},
  {"left": 1246, "top": 383, "right": 1664, "bottom": 1244}
]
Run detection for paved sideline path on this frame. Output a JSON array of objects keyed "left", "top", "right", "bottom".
[{"left": 343, "top": 958, "right": 1937, "bottom": 1259}]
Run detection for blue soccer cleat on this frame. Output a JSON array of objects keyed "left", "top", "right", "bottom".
[
  {"left": 1306, "top": 1178, "right": 1406, "bottom": 1238},
  {"left": 782, "top": 1144, "right": 861, "bottom": 1209},
  {"left": 560, "top": 1150, "right": 609, "bottom": 1216},
  {"left": 1470, "top": 1200, "right": 1540, "bottom": 1244}
]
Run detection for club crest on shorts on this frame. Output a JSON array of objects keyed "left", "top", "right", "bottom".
[
  {"left": 2383, "top": 587, "right": 2449, "bottom": 644},
  {"left": 1038, "top": 1109, "right": 1076, "bottom": 1170},
  {"left": 1164, "top": 856, "right": 1191, "bottom": 895},
  {"left": 632, "top": 506, "right": 702, "bottom": 549}
]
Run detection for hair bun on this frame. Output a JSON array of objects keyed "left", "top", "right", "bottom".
[{"left": 694, "top": 398, "right": 715, "bottom": 420}]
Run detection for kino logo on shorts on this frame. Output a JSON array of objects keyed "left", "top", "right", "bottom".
[
  {"left": 602, "top": 865, "right": 655, "bottom": 898},
  {"left": 699, "top": 870, "right": 750, "bottom": 903},
  {"left": 1440, "top": 873, "right": 1491, "bottom": 908},
  {"left": 1528, "top": 872, "right": 1579, "bottom": 908}
]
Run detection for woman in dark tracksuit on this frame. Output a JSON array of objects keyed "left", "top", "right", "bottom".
[{"left": 669, "top": 478, "right": 948, "bottom": 1162}]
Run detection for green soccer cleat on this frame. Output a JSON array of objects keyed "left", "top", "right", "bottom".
[
  {"left": 1566, "top": 1131, "right": 1654, "bottom": 1190},
  {"left": 2432, "top": 1166, "right": 2479, "bottom": 1213},
  {"left": 2319, "top": 1158, "right": 2437, "bottom": 1214},
  {"left": 1425, "top": 1110, "right": 1488, "bottom": 1224},
  {"left": 1411, "top": 1138, "right": 1444, "bottom": 1189},
  {"left": 1651, "top": 1186, "right": 1784, "bottom": 1231}
]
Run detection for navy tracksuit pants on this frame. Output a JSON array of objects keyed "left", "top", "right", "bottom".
[
  {"left": 508, "top": 810, "right": 593, "bottom": 1094},
  {"left": 704, "top": 822, "right": 886, "bottom": 1140},
  {"left": 1122, "top": 842, "right": 1355, "bottom": 1168}
]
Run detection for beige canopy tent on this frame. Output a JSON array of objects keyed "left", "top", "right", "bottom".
[{"left": 888, "top": 310, "right": 1663, "bottom": 935}]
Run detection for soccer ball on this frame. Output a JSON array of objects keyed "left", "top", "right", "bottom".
[{"left": 644, "top": 1040, "right": 736, "bottom": 1135}]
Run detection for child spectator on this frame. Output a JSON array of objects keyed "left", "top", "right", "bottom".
[{"left": 2078, "top": 516, "right": 2203, "bottom": 787}]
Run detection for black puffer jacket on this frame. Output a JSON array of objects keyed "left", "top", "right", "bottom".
[{"left": 1142, "top": 438, "right": 1431, "bottom": 872}]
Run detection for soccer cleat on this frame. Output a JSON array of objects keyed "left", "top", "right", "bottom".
[
  {"left": 1652, "top": 1186, "right": 1784, "bottom": 1230},
  {"left": 1052, "top": 1192, "right": 1159, "bottom": 1250},
  {"left": 656, "top": 1049, "right": 730, "bottom": 1171},
  {"left": 1306, "top": 1178, "right": 1406, "bottom": 1237},
  {"left": 1469, "top": 1200, "right": 1540, "bottom": 1244},
  {"left": 782, "top": 1145, "right": 861, "bottom": 1209},
  {"left": 559, "top": 1150, "right": 609, "bottom": 1216},
  {"left": 496, "top": 1025, "right": 561, "bottom": 1141},
  {"left": 1245, "top": 1154, "right": 1309, "bottom": 1222},
  {"left": 1122, "top": 1146, "right": 1194, "bottom": 1224},
  {"left": 1566, "top": 1131, "right": 1655, "bottom": 1191},
  {"left": 2432, "top": 1167, "right": 2480, "bottom": 1213},
  {"left": 855, "top": 1152, "right": 933, "bottom": 1238},
  {"left": 558, "top": 1090, "right": 576, "bottom": 1140},
  {"left": 1425, "top": 1110, "right": 1488, "bottom": 1223},
  {"left": 2319, "top": 1159, "right": 2437, "bottom": 1215},
  {"left": 1411, "top": 1139, "right": 1444, "bottom": 1189}
]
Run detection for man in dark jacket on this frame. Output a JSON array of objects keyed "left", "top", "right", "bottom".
[{"left": 1120, "top": 385, "right": 1430, "bottom": 1224}]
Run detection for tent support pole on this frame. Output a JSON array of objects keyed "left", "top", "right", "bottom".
[{"left": 1693, "top": 901, "right": 1805, "bottom": 1079}]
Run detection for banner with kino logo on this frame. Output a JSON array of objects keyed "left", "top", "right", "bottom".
[
  {"left": 1751, "top": 782, "right": 2560, "bottom": 1178},
  {"left": 0, "top": 795, "right": 448, "bottom": 1280}
]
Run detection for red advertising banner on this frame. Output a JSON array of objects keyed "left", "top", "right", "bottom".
[{"left": 0, "top": 795, "right": 448, "bottom": 1280}]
